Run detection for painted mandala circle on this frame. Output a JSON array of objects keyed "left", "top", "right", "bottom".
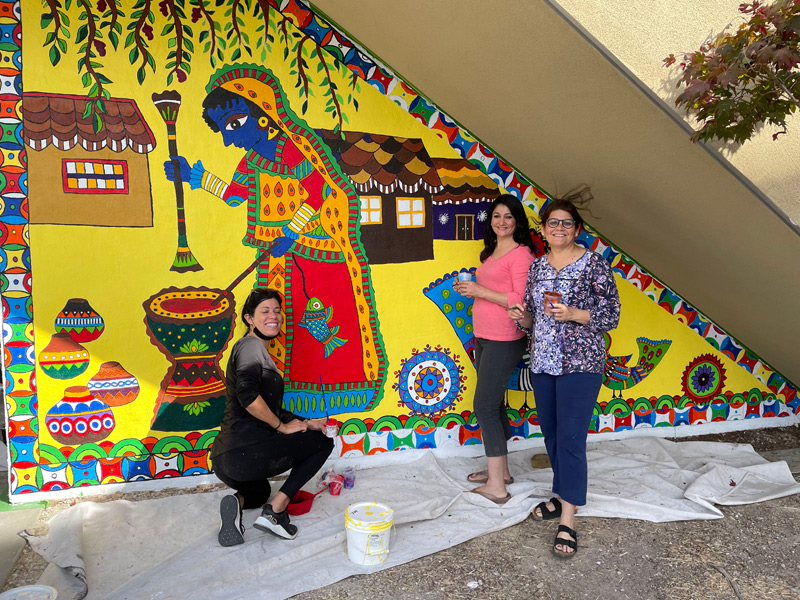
[
  {"left": 681, "top": 354, "right": 726, "bottom": 403},
  {"left": 397, "top": 348, "right": 462, "bottom": 415}
]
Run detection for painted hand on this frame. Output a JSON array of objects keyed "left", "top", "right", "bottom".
[
  {"left": 163, "top": 156, "right": 191, "bottom": 182},
  {"left": 270, "top": 236, "right": 295, "bottom": 258}
]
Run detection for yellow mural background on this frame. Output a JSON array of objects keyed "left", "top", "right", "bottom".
[{"left": 21, "top": 0, "right": 770, "bottom": 454}]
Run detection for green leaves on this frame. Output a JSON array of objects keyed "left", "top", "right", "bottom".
[
  {"left": 666, "top": 0, "right": 800, "bottom": 144},
  {"left": 37, "top": 0, "right": 365, "bottom": 133}
]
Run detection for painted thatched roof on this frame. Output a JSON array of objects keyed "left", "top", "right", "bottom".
[
  {"left": 431, "top": 157, "right": 500, "bottom": 204},
  {"left": 22, "top": 93, "right": 156, "bottom": 154},
  {"left": 318, "top": 130, "right": 442, "bottom": 195}
]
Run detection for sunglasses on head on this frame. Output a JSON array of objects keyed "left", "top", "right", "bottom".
[{"left": 545, "top": 218, "right": 576, "bottom": 229}]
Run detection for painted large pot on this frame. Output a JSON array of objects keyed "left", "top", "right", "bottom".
[
  {"left": 87, "top": 361, "right": 140, "bottom": 406},
  {"left": 45, "top": 385, "right": 116, "bottom": 445},
  {"left": 55, "top": 298, "right": 105, "bottom": 342},
  {"left": 38, "top": 333, "right": 90, "bottom": 380},
  {"left": 143, "top": 286, "right": 236, "bottom": 431}
]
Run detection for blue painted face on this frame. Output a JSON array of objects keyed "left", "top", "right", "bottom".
[{"left": 207, "top": 96, "right": 279, "bottom": 157}]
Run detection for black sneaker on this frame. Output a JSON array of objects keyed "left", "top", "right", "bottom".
[
  {"left": 253, "top": 503, "right": 298, "bottom": 540},
  {"left": 218, "top": 494, "right": 245, "bottom": 547}
]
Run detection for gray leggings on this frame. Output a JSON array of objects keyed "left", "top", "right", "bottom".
[{"left": 473, "top": 336, "right": 527, "bottom": 457}]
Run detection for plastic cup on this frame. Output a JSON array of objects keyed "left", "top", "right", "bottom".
[
  {"left": 543, "top": 291, "right": 562, "bottom": 316},
  {"left": 457, "top": 272, "right": 472, "bottom": 282},
  {"left": 343, "top": 466, "right": 356, "bottom": 489},
  {"left": 329, "top": 473, "right": 344, "bottom": 496}
]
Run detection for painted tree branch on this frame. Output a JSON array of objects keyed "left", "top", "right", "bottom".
[
  {"left": 319, "top": 51, "right": 344, "bottom": 132},
  {"left": 163, "top": 0, "right": 189, "bottom": 83},
  {"left": 195, "top": 0, "right": 217, "bottom": 57},
  {"left": 42, "top": 0, "right": 69, "bottom": 66},
  {"left": 76, "top": 0, "right": 112, "bottom": 133}
]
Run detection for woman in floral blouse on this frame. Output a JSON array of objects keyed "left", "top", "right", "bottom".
[{"left": 509, "top": 188, "right": 620, "bottom": 558}]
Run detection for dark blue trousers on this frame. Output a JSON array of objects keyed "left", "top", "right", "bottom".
[{"left": 531, "top": 372, "right": 602, "bottom": 506}]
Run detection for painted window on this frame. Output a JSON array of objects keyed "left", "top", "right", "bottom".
[
  {"left": 396, "top": 197, "right": 424, "bottom": 228},
  {"left": 360, "top": 196, "right": 382, "bottom": 224},
  {"left": 62, "top": 159, "right": 129, "bottom": 194}
]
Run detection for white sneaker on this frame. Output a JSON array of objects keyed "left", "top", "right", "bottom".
[
  {"left": 253, "top": 504, "right": 298, "bottom": 540},
  {"left": 218, "top": 494, "right": 245, "bottom": 547}
]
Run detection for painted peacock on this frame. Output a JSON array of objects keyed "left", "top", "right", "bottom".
[{"left": 602, "top": 333, "right": 672, "bottom": 398}]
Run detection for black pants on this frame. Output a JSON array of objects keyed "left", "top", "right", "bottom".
[
  {"left": 473, "top": 336, "right": 527, "bottom": 457},
  {"left": 212, "top": 431, "right": 334, "bottom": 509}
]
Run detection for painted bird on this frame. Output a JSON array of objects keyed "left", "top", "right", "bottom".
[
  {"left": 602, "top": 333, "right": 672, "bottom": 398},
  {"left": 298, "top": 297, "right": 348, "bottom": 358}
]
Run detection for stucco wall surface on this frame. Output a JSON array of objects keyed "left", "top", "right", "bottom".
[{"left": 556, "top": 0, "right": 800, "bottom": 225}]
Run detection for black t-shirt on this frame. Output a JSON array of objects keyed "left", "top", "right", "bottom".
[{"left": 211, "top": 336, "right": 299, "bottom": 458}]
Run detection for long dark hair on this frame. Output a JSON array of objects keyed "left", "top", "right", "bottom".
[
  {"left": 480, "top": 194, "right": 536, "bottom": 262},
  {"left": 539, "top": 184, "right": 593, "bottom": 230},
  {"left": 240, "top": 287, "right": 282, "bottom": 336}
]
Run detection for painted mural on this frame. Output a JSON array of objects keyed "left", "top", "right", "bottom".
[{"left": 1, "top": 0, "right": 797, "bottom": 498}]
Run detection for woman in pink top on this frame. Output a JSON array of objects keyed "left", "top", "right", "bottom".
[{"left": 453, "top": 194, "right": 535, "bottom": 504}]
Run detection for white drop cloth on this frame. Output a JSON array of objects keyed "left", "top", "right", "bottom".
[{"left": 20, "top": 438, "right": 800, "bottom": 600}]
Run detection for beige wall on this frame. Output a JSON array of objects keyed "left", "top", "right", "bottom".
[{"left": 556, "top": 0, "right": 800, "bottom": 226}]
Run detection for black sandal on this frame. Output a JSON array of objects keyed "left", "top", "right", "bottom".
[
  {"left": 552, "top": 524, "right": 578, "bottom": 558},
  {"left": 531, "top": 497, "right": 562, "bottom": 521}
]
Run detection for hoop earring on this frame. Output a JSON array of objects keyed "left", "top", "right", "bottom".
[{"left": 258, "top": 116, "right": 270, "bottom": 130}]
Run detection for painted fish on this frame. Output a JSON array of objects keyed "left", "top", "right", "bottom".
[{"left": 298, "top": 297, "right": 348, "bottom": 358}]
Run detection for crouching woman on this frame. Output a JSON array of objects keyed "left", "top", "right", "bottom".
[{"left": 211, "top": 288, "right": 334, "bottom": 546}]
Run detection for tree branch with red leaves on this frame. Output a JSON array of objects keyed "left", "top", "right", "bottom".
[{"left": 665, "top": 0, "right": 800, "bottom": 144}]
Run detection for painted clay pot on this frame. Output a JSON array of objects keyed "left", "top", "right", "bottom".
[
  {"left": 143, "top": 286, "right": 235, "bottom": 432},
  {"left": 45, "top": 385, "right": 115, "bottom": 445},
  {"left": 87, "top": 361, "right": 140, "bottom": 406},
  {"left": 38, "top": 333, "right": 90, "bottom": 380},
  {"left": 55, "top": 298, "right": 105, "bottom": 343}
]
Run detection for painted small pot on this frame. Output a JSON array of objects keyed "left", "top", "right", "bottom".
[
  {"left": 45, "top": 385, "right": 116, "bottom": 445},
  {"left": 38, "top": 333, "right": 90, "bottom": 380},
  {"left": 87, "top": 361, "right": 140, "bottom": 406},
  {"left": 55, "top": 298, "right": 105, "bottom": 343}
]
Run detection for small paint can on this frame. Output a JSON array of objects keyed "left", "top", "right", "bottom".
[{"left": 324, "top": 418, "right": 338, "bottom": 438}]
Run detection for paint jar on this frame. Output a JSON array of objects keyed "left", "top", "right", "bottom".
[
  {"left": 329, "top": 473, "right": 345, "bottom": 496},
  {"left": 457, "top": 271, "right": 472, "bottom": 282},
  {"left": 343, "top": 466, "right": 356, "bottom": 489},
  {"left": 345, "top": 502, "right": 394, "bottom": 566},
  {"left": 324, "top": 418, "right": 338, "bottom": 438}
]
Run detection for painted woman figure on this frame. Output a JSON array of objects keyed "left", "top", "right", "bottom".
[{"left": 167, "top": 64, "right": 386, "bottom": 417}]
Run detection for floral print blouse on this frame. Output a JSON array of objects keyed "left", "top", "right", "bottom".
[{"left": 518, "top": 250, "right": 620, "bottom": 375}]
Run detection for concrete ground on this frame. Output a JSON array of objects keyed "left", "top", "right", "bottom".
[
  {"left": 0, "top": 474, "right": 45, "bottom": 589},
  {"left": 1, "top": 426, "right": 799, "bottom": 599}
]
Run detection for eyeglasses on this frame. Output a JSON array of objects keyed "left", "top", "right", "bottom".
[{"left": 545, "top": 218, "right": 576, "bottom": 229}]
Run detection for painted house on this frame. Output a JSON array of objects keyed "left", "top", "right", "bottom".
[
  {"left": 431, "top": 157, "right": 500, "bottom": 241},
  {"left": 319, "top": 130, "right": 442, "bottom": 264},
  {"left": 22, "top": 93, "right": 155, "bottom": 227}
]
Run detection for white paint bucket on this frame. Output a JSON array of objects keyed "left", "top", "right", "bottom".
[{"left": 345, "top": 502, "right": 394, "bottom": 566}]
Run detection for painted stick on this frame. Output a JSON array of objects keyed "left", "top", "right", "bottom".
[
  {"left": 152, "top": 90, "right": 203, "bottom": 273},
  {"left": 210, "top": 243, "right": 275, "bottom": 306}
]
